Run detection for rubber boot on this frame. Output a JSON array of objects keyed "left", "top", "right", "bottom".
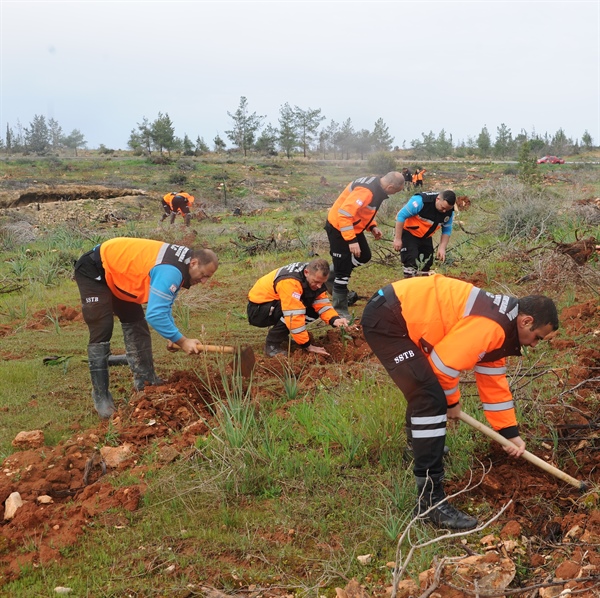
[
  {"left": 414, "top": 474, "right": 478, "bottom": 530},
  {"left": 332, "top": 289, "right": 350, "bottom": 319},
  {"left": 184, "top": 213, "right": 192, "bottom": 226},
  {"left": 87, "top": 342, "right": 116, "bottom": 419},
  {"left": 169, "top": 212, "right": 176, "bottom": 225},
  {"left": 325, "top": 270, "right": 335, "bottom": 295},
  {"left": 122, "top": 321, "right": 164, "bottom": 391},
  {"left": 160, "top": 213, "right": 169, "bottom": 223}
]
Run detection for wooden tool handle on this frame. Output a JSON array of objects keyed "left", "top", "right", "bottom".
[
  {"left": 166, "top": 342, "right": 235, "bottom": 354},
  {"left": 196, "top": 344, "right": 235, "bottom": 354},
  {"left": 458, "top": 411, "right": 587, "bottom": 490}
]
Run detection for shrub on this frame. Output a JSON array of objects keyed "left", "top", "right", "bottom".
[
  {"left": 168, "top": 173, "right": 187, "bottom": 185},
  {"left": 498, "top": 192, "right": 558, "bottom": 240},
  {"left": 367, "top": 152, "right": 398, "bottom": 174}
]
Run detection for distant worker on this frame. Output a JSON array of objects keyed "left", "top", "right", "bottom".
[
  {"left": 393, "top": 190, "right": 456, "bottom": 278},
  {"left": 412, "top": 167, "right": 426, "bottom": 188},
  {"left": 74, "top": 237, "right": 218, "bottom": 418},
  {"left": 161, "top": 191, "right": 195, "bottom": 226},
  {"left": 325, "top": 172, "right": 405, "bottom": 317},
  {"left": 361, "top": 274, "right": 559, "bottom": 529},
  {"left": 247, "top": 259, "right": 349, "bottom": 357},
  {"left": 402, "top": 167, "right": 412, "bottom": 191}
]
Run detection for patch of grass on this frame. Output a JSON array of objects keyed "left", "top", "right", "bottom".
[{"left": 0, "top": 156, "right": 598, "bottom": 595}]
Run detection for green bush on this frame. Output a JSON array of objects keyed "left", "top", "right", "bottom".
[
  {"left": 168, "top": 173, "right": 187, "bottom": 185},
  {"left": 498, "top": 192, "right": 558, "bottom": 240},
  {"left": 367, "top": 152, "right": 398, "bottom": 174}
]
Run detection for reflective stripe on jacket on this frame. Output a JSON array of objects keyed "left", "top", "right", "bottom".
[
  {"left": 388, "top": 274, "right": 521, "bottom": 435},
  {"left": 99, "top": 237, "right": 192, "bottom": 303},
  {"left": 248, "top": 262, "right": 338, "bottom": 346},
  {"left": 327, "top": 176, "right": 388, "bottom": 242}
]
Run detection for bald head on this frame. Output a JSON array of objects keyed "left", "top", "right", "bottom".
[
  {"left": 191, "top": 248, "right": 218, "bottom": 267},
  {"left": 380, "top": 171, "right": 405, "bottom": 195}
]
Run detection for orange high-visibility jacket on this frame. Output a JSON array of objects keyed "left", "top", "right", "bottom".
[
  {"left": 163, "top": 192, "right": 195, "bottom": 212},
  {"left": 100, "top": 237, "right": 191, "bottom": 303},
  {"left": 416, "top": 168, "right": 426, "bottom": 181},
  {"left": 327, "top": 176, "right": 388, "bottom": 242},
  {"left": 248, "top": 262, "right": 338, "bottom": 346},
  {"left": 389, "top": 274, "right": 522, "bottom": 435}
]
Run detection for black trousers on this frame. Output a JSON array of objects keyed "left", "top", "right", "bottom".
[
  {"left": 162, "top": 197, "right": 190, "bottom": 215},
  {"left": 400, "top": 231, "right": 434, "bottom": 276},
  {"left": 325, "top": 221, "right": 371, "bottom": 292},
  {"left": 361, "top": 287, "right": 447, "bottom": 477},
  {"left": 74, "top": 249, "right": 145, "bottom": 344}
]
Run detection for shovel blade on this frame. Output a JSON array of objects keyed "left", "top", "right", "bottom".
[{"left": 234, "top": 346, "right": 256, "bottom": 378}]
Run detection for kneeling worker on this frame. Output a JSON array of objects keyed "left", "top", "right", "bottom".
[
  {"left": 74, "top": 237, "right": 218, "bottom": 419},
  {"left": 247, "top": 258, "right": 349, "bottom": 357}
]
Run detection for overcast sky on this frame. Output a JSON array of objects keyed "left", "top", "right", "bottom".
[{"left": 1, "top": 0, "right": 598, "bottom": 150}]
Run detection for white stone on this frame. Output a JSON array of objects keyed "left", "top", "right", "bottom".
[{"left": 4, "top": 492, "right": 23, "bottom": 520}]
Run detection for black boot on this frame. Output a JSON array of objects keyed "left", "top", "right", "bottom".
[
  {"left": 122, "top": 321, "right": 164, "bottom": 391},
  {"left": 87, "top": 342, "right": 116, "bottom": 419},
  {"left": 184, "top": 213, "right": 192, "bottom": 226},
  {"left": 169, "top": 212, "right": 176, "bottom": 225},
  {"left": 414, "top": 474, "right": 478, "bottom": 530}
]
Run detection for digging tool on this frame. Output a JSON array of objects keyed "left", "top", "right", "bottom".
[
  {"left": 167, "top": 341, "right": 256, "bottom": 378},
  {"left": 459, "top": 411, "right": 589, "bottom": 491}
]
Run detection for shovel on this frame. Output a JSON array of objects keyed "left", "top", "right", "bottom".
[
  {"left": 459, "top": 411, "right": 589, "bottom": 491},
  {"left": 167, "top": 341, "right": 256, "bottom": 378}
]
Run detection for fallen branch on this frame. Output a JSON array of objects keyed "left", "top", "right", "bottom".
[{"left": 391, "top": 464, "right": 512, "bottom": 598}]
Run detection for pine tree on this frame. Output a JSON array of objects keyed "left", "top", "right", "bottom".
[
  {"left": 372, "top": 118, "right": 394, "bottom": 151},
  {"left": 225, "top": 96, "right": 264, "bottom": 156}
]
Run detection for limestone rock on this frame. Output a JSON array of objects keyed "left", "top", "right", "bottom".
[
  {"left": 12, "top": 429, "right": 45, "bottom": 449},
  {"left": 4, "top": 491, "right": 24, "bottom": 520}
]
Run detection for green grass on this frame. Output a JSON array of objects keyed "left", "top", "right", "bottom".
[{"left": 0, "top": 155, "right": 598, "bottom": 595}]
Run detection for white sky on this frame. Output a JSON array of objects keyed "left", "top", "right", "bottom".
[{"left": 1, "top": 0, "right": 598, "bottom": 150}]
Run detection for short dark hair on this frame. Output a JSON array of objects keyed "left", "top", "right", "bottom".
[
  {"left": 440, "top": 190, "right": 456, "bottom": 206},
  {"left": 190, "top": 248, "right": 218, "bottom": 267},
  {"left": 306, "top": 258, "right": 330, "bottom": 277},
  {"left": 518, "top": 295, "right": 559, "bottom": 330}
]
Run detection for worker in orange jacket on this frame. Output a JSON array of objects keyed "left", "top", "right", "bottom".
[
  {"left": 325, "top": 172, "right": 405, "bottom": 317},
  {"left": 161, "top": 191, "right": 195, "bottom": 226},
  {"left": 393, "top": 190, "right": 456, "bottom": 278},
  {"left": 74, "top": 237, "right": 218, "bottom": 418},
  {"left": 412, "top": 167, "right": 426, "bottom": 188},
  {"left": 247, "top": 259, "right": 349, "bottom": 357},
  {"left": 361, "top": 274, "right": 558, "bottom": 530}
]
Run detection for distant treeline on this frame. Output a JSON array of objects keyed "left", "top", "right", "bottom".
[{"left": 3, "top": 96, "right": 595, "bottom": 160}]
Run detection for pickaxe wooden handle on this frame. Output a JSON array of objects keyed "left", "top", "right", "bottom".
[
  {"left": 458, "top": 411, "right": 589, "bottom": 491},
  {"left": 166, "top": 341, "right": 256, "bottom": 378}
]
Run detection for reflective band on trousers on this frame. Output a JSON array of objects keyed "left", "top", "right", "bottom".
[
  {"left": 482, "top": 401, "right": 514, "bottom": 412},
  {"left": 412, "top": 414, "right": 447, "bottom": 425},
  {"left": 412, "top": 428, "right": 447, "bottom": 438},
  {"left": 474, "top": 365, "right": 507, "bottom": 375},
  {"left": 282, "top": 309, "right": 305, "bottom": 317}
]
